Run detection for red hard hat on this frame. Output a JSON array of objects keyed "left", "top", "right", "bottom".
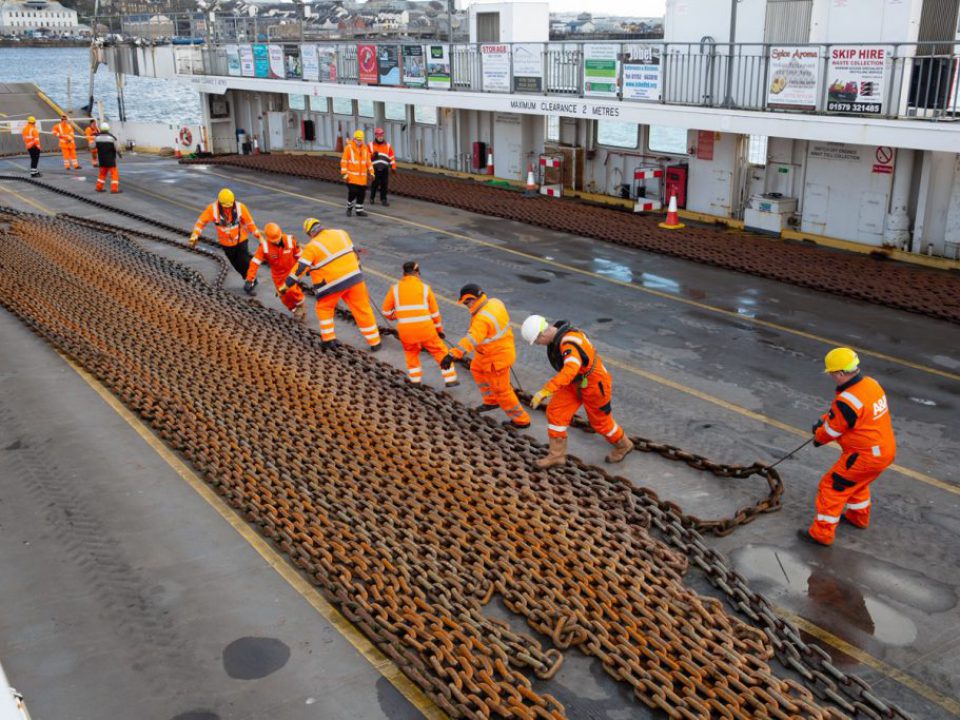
[
  {"left": 264, "top": 222, "right": 282, "bottom": 242},
  {"left": 375, "top": 127, "right": 385, "bottom": 136}
]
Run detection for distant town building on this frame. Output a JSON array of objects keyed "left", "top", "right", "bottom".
[{"left": 0, "top": 0, "right": 79, "bottom": 33}]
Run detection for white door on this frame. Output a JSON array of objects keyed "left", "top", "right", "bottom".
[{"left": 266, "top": 112, "right": 286, "bottom": 151}]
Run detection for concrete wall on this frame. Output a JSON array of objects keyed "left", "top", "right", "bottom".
[
  {"left": 913, "top": 150, "right": 960, "bottom": 255},
  {"left": 468, "top": 1, "right": 549, "bottom": 43},
  {"left": 809, "top": 0, "right": 923, "bottom": 44},
  {"left": 664, "top": 0, "right": 767, "bottom": 43}
]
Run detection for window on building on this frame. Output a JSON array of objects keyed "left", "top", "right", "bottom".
[
  {"left": 384, "top": 102, "right": 406, "bottom": 121},
  {"left": 309, "top": 95, "right": 328, "bottom": 112},
  {"left": 748, "top": 135, "right": 768, "bottom": 166},
  {"left": 648, "top": 125, "right": 689, "bottom": 155},
  {"left": 546, "top": 115, "right": 559, "bottom": 142},
  {"left": 332, "top": 97, "right": 353, "bottom": 115},
  {"left": 357, "top": 99, "right": 375, "bottom": 117},
  {"left": 414, "top": 105, "right": 437, "bottom": 125},
  {"left": 597, "top": 121, "right": 638, "bottom": 149}
]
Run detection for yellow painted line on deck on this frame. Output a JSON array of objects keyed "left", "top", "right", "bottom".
[
  {"left": 203, "top": 168, "right": 960, "bottom": 385},
  {"left": 0, "top": 183, "right": 54, "bottom": 214},
  {"left": 56, "top": 349, "right": 448, "bottom": 720},
  {"left": 781, "top": 609, "right": 960, "bottom": 717}
]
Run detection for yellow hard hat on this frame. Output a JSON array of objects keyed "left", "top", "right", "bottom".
[
  {"left": 353, "top": 129, "right": 365, "bottom": 141},
  {"left": 824, "top": 347, "right": 859, "bottom": 374},
  {"left": 218, "top": 188, "right": 235, "bottom": 207},
  {"left": 27, "top": 116, "right": 36, "bottom": 124},
  {"left": 303, "top": 217, "right": 323, "bottom": 236}
]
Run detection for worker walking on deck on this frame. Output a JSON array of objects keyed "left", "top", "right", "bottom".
[
  {"left": 368, "top": 128, "right": 396, "bottom": 206},
  {"left": 441, "top": 285, "right": 530, "bottom": 428},
  {"left": 21, "top": 116, "right": 42, "bottom": 177},
  {"left": 189, "top": 188, "right": 263, "bottom": 279},
  {"left": 341, "top": 129, "right": 374, "bottom": 217},
  {"left": 245, "top": 222, "right": 307, "bottom": 323},
  {"left": 85, "top": 119, "right": 100, "bottom": 167},
  {"left": 521, "top": 315, "right": 634, "bottom": 468},
  {"left": 382, "top": 261, "right": 458, "bottom": 387},
  {"left": 799, "top": 348, "right": 896, "bottom": 547},
  {"left": 281, "top": 217, "right": 381, "bottom": 350},
  {"left": 52, "top": 114, "right": 81, "bottom": 170},
  {"left": 94, "top": 123, "right": 121, "bottom": 194}
]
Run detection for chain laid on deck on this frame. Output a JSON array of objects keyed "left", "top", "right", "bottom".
[{"left": 0, "top": 209, "right": 913, "bottom": 720}]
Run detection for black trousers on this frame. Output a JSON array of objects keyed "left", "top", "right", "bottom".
[
  {"left": 222, "top": 242, "right": 252, "bottom": 278},
  {"left": 347, "top": 183, "right": 366, "bottom": 209},
  {"left": 370, "top": 167, "right": 390, "bottom": 201},
  {"left": 28, "top": 147, "right": 40, "bottom": 174}
]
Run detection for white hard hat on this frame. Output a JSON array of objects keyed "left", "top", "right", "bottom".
[
  {"left": 100, "top": 122, "right": 110, "bottom": 131},
  {"left": 521, "top": 314, "right": 548, "bottom": 345}
]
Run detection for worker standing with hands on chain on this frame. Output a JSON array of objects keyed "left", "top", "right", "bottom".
[
  {"left": 21, "top": 116, "right": 42, "bottom": 177},
  {"left": 442, "top": 285, "right": 530, "bottom": 428},
  {"left": 52, "top": 114, "right": 81, "bottom": 170},
  {"left": 368, "top": 128, "right": 397, "bottom": 206},
  {"left": 521, "top": 315, "right": 634, "bottom": 468},
  {"left": 341, "top": 129, "right": 374, "bottom": 217},
  {"left": 281, "top": 217, "right": 381, "bottom": 351},
  {"left": 189, "top": 188, "right": 263, "bottom": 279},
  {"left": 382, "top": 261, "right": 458, "bottom": 387},
  {"left": 799, "top": 347, "right": 896, "bottom": 546},
  {"left": 245, "top": 222, "right": 307, "bottom": 322},
  {"left": 94, "top": 123, "right": 122, "bottom": 194}
]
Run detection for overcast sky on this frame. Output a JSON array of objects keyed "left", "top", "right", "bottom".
[{"left": 461, "top": 0, "right": 667, "bottom": 15}]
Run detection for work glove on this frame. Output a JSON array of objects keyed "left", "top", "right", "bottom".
[
  {"left": 530, "top": 389, "right": 553, "bottom": 410},
  {"left": 811, "top": 419, "right": 824, "bottom": 447},
  {"left": 188, "top": 232, "right": 199, "bottom": 248},
  {"left": 342, "top": 175, "right": 349, "bottom": 182},
  {"left": 440, "top": 353, "right": 455, "bottom": 370},
  {"left": 391, "top": 167, "right": 397, "bottom": 175},
  {"left": 243, "top": 280, "right": 256, "bottom": 295},
  {"left": 437, "top": 331, "right": 445, "bottom": 340}
]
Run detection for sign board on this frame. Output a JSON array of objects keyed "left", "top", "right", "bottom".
[
  {"left": 583, "top": 44, "right": 619, "bottom": 97},
  {"left": 301, "top": 44, "right": 319, "bottom": 81},
  {"left": 873, "top": 146, "right": 895, "bottom": 174},
  {"left": 239, "top": 45, "right": 254, "bottom": 77},
  {"left": 267, "top": 44, "right": 285, "bottom": 79},
  {"left": 809, "top": 142, "right": 861, "bottom": 162},
  {"left": 481, "top": 44, "right": 510, "bottom": 92},
  {"left": 378, "top": 45, "right": 401, "bottom": 86},
  {"left": 427, "top": 45, "right": 451, "bottom": 90},
  {"left": 252, "top": 44, "right": 269, "bottom": 78},
  {"left": 767, "top": 46, "right": 820, "bottom": 110},
  {"left": 283, "top": 45, "right": 302, "bottom": 79},
  {"left": 696, "top": 130, "right": 714, "bottom": 160},
  {"left": 225, "top": 44, "right": 241, "bottom": 77},
  {"left": 512, "top": 43, "right": 543, "bottom": 93},
  {"left": 402, "top": 45, "right": 426, "bottom": 87},
  {"left": 827, "top": 46, "right": 888, "bottom": 114},
  {"left": 622, "top": 45, "right": 661, "bottom": 102},
  {"left": 357, "top": 44, "right": 378, "bottom": 85},
  {"left": 317, "top": 47, "right": 337, "bottom": 83}
]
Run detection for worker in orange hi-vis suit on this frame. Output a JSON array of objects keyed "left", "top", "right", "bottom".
[
  {"left": 340, "top": 129, "right": 374, "bottom": 217},
  {"left": 798, "top": 347, "right": 896, "bottom": 547},
  {"left": 21, "top": 116, "right": 42, "bottom": 177},
  {"left": 189, "top": 188, "right": 262, "bottom": 279},
  {"left": 281, "top": 217, "right": 381, "bottom": 351},
  {"left": 381, "top": 261, "right": 458, "bottom": 388},
  {"left": 245, "top": 222, "right": 307, "bottom": 322},
  {"left": 441, "top": 284, "right": 530, "bottom": 429},
  {"left": 52, "top": 114, "right": 81, "bottom": 170},
  {"left": 521, "top": 315, "right": 634, "bottom": 468},
  {"left": 85, "top": 119, "right": 100, "bottom": 167}
]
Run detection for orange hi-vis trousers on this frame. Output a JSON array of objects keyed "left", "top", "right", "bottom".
[
  {"left": 96, "top": 166, "right": 119, "bottom": 192},
  {"left": 403, "top": 337, "right": 457, "bottom": 385},
  {"left": 808, "top": 451, "right": 892, "bottom": 545},
  {"left": 315, "top": 282, "right": 380, "bottom": 346},
  {"left": 473, "top": 366, "right": 530, "bottom": 425},
  {"left": 60, "top": 143, "right": 79, "bottom": 169},
  {"left": 545, "top": 367, "right": 624, "bottom": 444}
]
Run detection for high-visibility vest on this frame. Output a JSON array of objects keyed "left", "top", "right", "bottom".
[
  {"left": 368, "top": 140, "right": 396, "bottom": 169},
  {"left": 22, "top": 124, "right": 40, "bottom": 150},
  {"left": 298, "top": 229, "right": 363, "bottom": 298},
  {"left": 246, "top": 233, "right": 300, "bottom": 283},
  {"left": 382, "top": 275, "right": 443, "bottom": 343},
  {"left": 543, "top": 325, "right": 605, "bottom": 394},
  {"left": 815, "top": 374, "right": 896, "bottom": 459},
  {"left": 53, "top": 120, "right": 76, "bottom": 146},
  {"left": 340, "top": 142, "right": 373, "bottom": 185},
  {"left": 193, "top": 201, "right": 259, "bottom": 247},
  {"left": 85, "top": 125, "right": 99, "bottom": 145},
  {"left": 455, "top": 295, "right": 516, "bottom": 371}
]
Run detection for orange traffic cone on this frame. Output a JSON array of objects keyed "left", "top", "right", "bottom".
[
  {"left": 659, "top": 194, "right": 685, "bottom": 230},
  {"left": 252, "top": 137, "right": 260, "bottom": 155},
  {"left": 524, "top": 164, "right": 538, "bottom": 197},
  {"left": 335, "top": 121, "right": 344, "bottom": 152},
  {"left": 486, "top": 151, "right": 494, "bottom": 175},
  {"left": 174, "top": 135, "right": 182, "bottom": 159}
]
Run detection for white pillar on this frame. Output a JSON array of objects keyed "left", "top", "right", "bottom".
[{"left": 883, "top": 148, "right": 914, "bottom": 249}]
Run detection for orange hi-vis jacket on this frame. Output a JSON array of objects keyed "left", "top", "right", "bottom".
[
  {"left": 52, "top": 120, "right": 76, "bottom": 147},
  {"left": 193, "top": 201, "right": 260, "bottom": 247},
  {"left": 341, "top": 142, "right": 373, "bottom": 185},
  {"left": 455, "top": 295, "right": 515, "bottom": 372},
  {"left": 85, "top": 124, "right": 99, "bottom": 146},
  {"left": 290, "top": 228, "right": 363, "bottom": 299},
  {"left": 22, "top": 124, "right": 40, "bottom": 150},
  {"left": 381, "top": 275, "right": 443, "bottom": 344},
  {"left": 814, "top": 374, "right": 896, "bottom": 460},
  {"left": 543, "top": 327, "right": 606, "bottom": 394},
  {"left": 246, "top": 233, "right": 300, "bottom": 283},
  {"left": 368, "top": 140, "right": 396, "bottom": 170}
]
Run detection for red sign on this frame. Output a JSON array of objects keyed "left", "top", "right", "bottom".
[
  {"left": 696, "top": 130, "right": 714, "bottom": 161},
  {"left": 875, "top": 146, "right": 894, "bottom": 164},
  {"left": 357, "top": 44, "right": 378, "bottom": 85},
  {"left": 872, "top": 164, "right": 893, "bottom": 174}
]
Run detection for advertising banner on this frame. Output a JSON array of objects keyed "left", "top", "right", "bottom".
[
  {"left": 283, "top": 44, "right": 302, "bottom": 79},
  {"left": 480, "top": 44, "right": 510, "bottom": 92},
  {"left": 427, "top": 45, "right": 451, "bottom": 90},
  {"left": 583, "top": 43, "right": 619, "bottom": 97},
  {"left": 378, "top": 44, "right": 401, "bottom": 86},
  {"left": 318, "top": 46, "right": 337, "bottom": 82},
  {"left": 826, "top": 46, "right": 888, "bottom": 114},
  {"left": 621, "top": 45, "right": 661, "bottom": 101},
  {"left": 767, "top": 46, "right": 820, "bottom": 110},
  {"left": 239, "top": 45, "right": 255, "bottom": 77},
  {"left": 358, "top": 43, "right": 378, "bottom": 85},
  {"left": 252, "top": 44, "right": 269, "bottom": 78},
  {"left": 301, "top": 44, "right": 319, "bottom": 81},
  {"left": 267, "top": 44, "right": 285, "bottom": 79},
  {"left": 512, "top": 43, "right": 543, "bottom": 92},
  {"left": 402, "top": 45, "right": 426, "bottom": 86},
  {"left": 225, "top": 44, "right": 241, "bottom": 76}
]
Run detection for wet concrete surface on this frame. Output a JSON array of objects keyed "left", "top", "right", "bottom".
[{"left": 2, "top": 155, "right": 959, "bottom": 718}]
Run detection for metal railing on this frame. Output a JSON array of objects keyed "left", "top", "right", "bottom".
[{"left": 113, "top": 37, "right": 960, "bottom": 121}]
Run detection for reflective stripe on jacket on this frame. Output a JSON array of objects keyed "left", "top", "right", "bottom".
[
  {"left": 22, "top": 125, "right": 40, "bottom": 150},
  {"left": 53, "top": 120, "right": 76, "bottom": 146},
  {"left": 543, "top": 327, "right": 603, "bottom": 395},
  {"left": 382, "top": 275, "right": 443, "bottom": 343},
  {"left": 246, "top": 233, "right": 300, "bottom": 282},
  {"left": 293, "top": 228, "right": 363, "bottom": 298},
  {"left": 368, "top": 140, "right": 396, "bottom": 169},
  {"left": 815, "top": 374, "right": 896, "bottom": 459},
  {"left": 455, "top": 296, "right": 516, "bottom": 371},
  {"left": 340, "top": 142, "right": 373, "bottom": 185},
  {"left": 193, "top": 201, "right": 260, "bottom": 247}
]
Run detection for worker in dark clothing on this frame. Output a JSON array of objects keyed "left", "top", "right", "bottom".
[
  {"left": 94, "top": 123, "right": 121, "bottom": 193},
  {"left": 368, "top": 128, "right": 397, "bottom": 206}
]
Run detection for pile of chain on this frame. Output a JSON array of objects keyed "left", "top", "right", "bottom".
[
  {"left": 0, "top": 210, "right": 914, "bottom": 719},
  {"left": 181, "top": 154, "right": 960, "bottom": 324}
]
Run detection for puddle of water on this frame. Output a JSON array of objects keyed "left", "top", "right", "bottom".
[
  {"left": 170, "top": 712, "right": 220, "bottom": 720},
  {"left": 516, "top": 273, "right": 550, "bottom": 284},
  {"left": 909, "top": 397, "right": 937, "bottom": 407},
  {"left": 595, "top": 318, "right": 613, "bottom": 323},
  {"left": 222, "top": 636, "right": 290, "bottom": 680}
]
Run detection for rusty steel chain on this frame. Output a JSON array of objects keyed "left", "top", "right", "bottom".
[{"left": 0, "top": 209, "right": 916, "bottom": 720}]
